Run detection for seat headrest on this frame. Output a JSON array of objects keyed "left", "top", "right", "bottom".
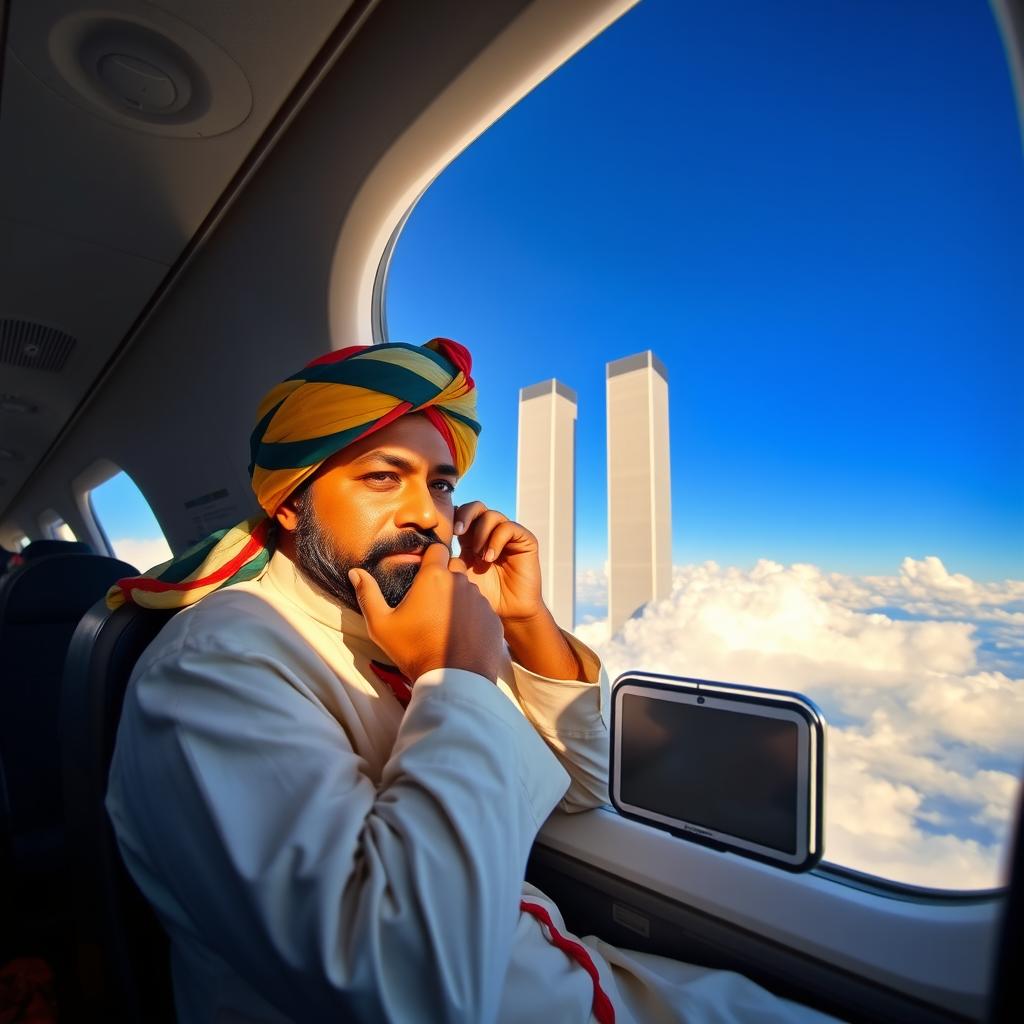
[
  {"left": 1, "top": 555, "right": 137, "bottom": 622},
  {"left": 23, "top": 539, "right": 94, "bottom": 560}
]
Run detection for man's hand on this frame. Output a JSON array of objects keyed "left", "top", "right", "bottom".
[
  {"left": 451, "top": 502, "right": 584, "bottom": 680},
  {"left": 349, "top": 543, "right": 503, "bottom": 683},
  {"left": 449, "top": 502, "right": 544, "bottom": 623}
]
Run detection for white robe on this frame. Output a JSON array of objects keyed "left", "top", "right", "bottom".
[{"left": 107, "top": 549, "right": 837, "bottom": 1023}]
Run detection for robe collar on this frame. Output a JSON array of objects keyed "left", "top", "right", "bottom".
[{"left": 263, "top": 546, "right": 372, "bottom": 643}]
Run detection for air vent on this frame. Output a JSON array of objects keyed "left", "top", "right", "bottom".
[
  {"left": 0, "top": 394, "right": 39, "bottom": 415},
  {"left": 0, "top": 320, "right": 77, "bottom": 372}
]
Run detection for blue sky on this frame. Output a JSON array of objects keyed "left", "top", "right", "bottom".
[
  {"left": 386, "top": 0, "right": 1024, "bottom": 579},
  {"left": 91, "top": 471, "right": 164, "bottom": 540}
]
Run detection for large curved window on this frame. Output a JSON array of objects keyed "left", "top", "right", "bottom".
[{"left": 386, "top": 1, "right": 1024, "bottom": 890}]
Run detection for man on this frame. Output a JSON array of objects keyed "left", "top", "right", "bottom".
[{"left": 107, "top": 339, "right": 835, "bottom": 1023}]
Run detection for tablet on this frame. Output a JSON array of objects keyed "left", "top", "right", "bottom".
[{"left": 610, "top": 672, "right": 826, "bottom": 871}]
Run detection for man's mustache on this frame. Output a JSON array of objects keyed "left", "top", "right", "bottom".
[{"left": 361, "top": 528, "right": 448, "bottom": 569}]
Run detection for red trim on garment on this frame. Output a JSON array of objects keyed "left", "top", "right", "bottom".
[
  {"left": 520, "top": 899, "right": 615, "bottom": 1024},
  {"left": 370, "top": 660, "right": 413, "bottom": 708}
]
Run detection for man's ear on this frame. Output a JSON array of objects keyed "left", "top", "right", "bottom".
[{"left": 274, "top": 496, "right": 301, "bottom": 533}]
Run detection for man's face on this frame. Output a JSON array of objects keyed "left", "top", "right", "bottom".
[{"left": 281, "top": 414, "right": 459, "bottom": 612}]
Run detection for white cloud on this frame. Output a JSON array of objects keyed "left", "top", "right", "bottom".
[
  {"left": 575, "top": 556, "right": 1024, "bottom": 890},
  {"left": 109, "top": 536, "right": 173, "bottom": 573},
  {"left": 576, "top": 565, "right": 609, "bottom": 609}
]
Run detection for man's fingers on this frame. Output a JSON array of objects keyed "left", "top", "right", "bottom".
[
  {"left": 348, "top": 568, "right": 388, "bottom": 622},
  {"left": 421, "top": 541, "right": 451, "bottom": 569},
  {"left": 459, "top": 509, "right": 507, "bottom": 560},
  {"left": 453, "top": 501, "right": 487, "bottom": 536},
  {"left": 480, "top": 520, "right": 520, "bottom": 562},
  {"left": 463, "top": 515, "right": 532, "bottom": 564},
  {"left": 447, "top": 555, "right": 469, "bottom": 575}
]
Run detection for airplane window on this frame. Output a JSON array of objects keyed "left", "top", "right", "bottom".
[
  {"left": 88, "top": 470, "right": 172, "bottom": 571},
  {"left": 40, "top": 512, "right": 77, "bottom": 542},
  {"left": 385, "top": 0, "right": 1024, "bottom": 891},
  {"left": 53, "top": 521, "right": 77, "bottom": 542}
]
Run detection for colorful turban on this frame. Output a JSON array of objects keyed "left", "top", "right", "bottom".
[{"left": 108, "top": 339, "right": 480, "bottom": 610}]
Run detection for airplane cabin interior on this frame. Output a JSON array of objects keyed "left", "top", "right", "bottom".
[{"left": 0, "top": 1, "right": 1021, "bottom": 1021}]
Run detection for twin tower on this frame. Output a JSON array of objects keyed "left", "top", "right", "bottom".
[{"left": 515, "top": 351, "right": 672, "bottom": 636}]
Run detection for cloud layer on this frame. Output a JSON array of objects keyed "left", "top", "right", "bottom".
[
  {"left": 110, "top": 536, "right": 173, "bottom": 573},
  {"left": 575, "top": 557, "right": 1024, "bottom": 889}
]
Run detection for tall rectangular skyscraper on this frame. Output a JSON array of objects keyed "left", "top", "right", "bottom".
[
  {"left": 516, "top": 379, "right": 577, "bottom": 631},
  {"left": 607, "top": 351, "right": 671, "bottom": 635}
]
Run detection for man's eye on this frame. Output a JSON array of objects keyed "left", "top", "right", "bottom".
[
  {"left": 432, "top": 480, "right": 455, "bottom": 494},
  {"left": 363, "top": 472, "right": 398, "bottom": 485}
]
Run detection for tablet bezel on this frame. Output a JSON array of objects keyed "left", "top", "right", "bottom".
[{"left": 610, "top": 672, "right": 826, "bottom": 872}]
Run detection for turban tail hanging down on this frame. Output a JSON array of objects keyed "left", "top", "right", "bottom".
[{"left": 108, "top": 338, "right": 480, "bottom": 610}]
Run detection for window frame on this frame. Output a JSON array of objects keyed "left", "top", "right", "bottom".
[
  {"left": 372, "top": 0, "right": 1024, "bottom": 906},
  {"left": 537, "top": 807, "right": 1004, "bottom": 1019},
  {"left": 378, "top": 182, "right": 1021, "bottom": 902},
  {"left": 72, "top": 458, "right": 122, "bottom": 558},
  {"left": 37, "top": 508, "right": 76, "bottom": 542}
]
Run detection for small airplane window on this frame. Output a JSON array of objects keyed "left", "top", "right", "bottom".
[
  {"left": 40, "top": 512, "right": 77, "bottom": 542},
  {"left": 53, "top": 521, "right": 77, "bottom": 542},
  {"left": 88, "top": 470, "right": 172, "bottom": 571},
  {"left": 385, "top": 1, "right": 1024, "bottom": 891}
]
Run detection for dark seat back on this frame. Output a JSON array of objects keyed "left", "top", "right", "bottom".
[
  {"left": 22, "top": 539, "right": 94, "bottom": 561},
  {"left": 60, "top": 598, "right": 177, "bottom": 1022},
  {"left": 0, "top": 553, "right": 134, "bottom": 882}
]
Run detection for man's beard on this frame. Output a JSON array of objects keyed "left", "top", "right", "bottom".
[{"left": 293, "top": 500, "right": 443, "bottom": 612}]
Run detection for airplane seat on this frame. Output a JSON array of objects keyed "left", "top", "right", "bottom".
[
  {"left": 60, "top": 597, "right": 177, "bottom": 1022},
  {"left": 0, "top": 541, "right": 95, "bottom": 603},
  {"left": 0, "top": 554, "right": 135, "bottom": 960},
  {"left": 21, "top": 539, "right": 94, "bottom": 560}
]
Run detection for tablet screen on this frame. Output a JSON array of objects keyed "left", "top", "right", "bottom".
[{"left": 618, "top": 692, "right": 799, "bottom": 853}]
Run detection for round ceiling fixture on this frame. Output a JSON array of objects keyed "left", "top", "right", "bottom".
[
  {"left": 95, "top": 51, "right": 190, "bottom": 115},
  {"left": 9, "top": 2, "right": 252, "bottom": 137}
]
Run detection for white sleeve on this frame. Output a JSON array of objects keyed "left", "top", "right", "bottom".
[
  {"left": 510, "top": 631, "right": 611, "bottom": 812},
  {"left": 106, "top": 597, "right": 570, "bottom": 1024}
]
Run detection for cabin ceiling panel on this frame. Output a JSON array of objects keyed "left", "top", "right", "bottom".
[
  {"left": 2, "top": 53, "right": 221, "bottom": 263},
  {"left": 2, "top": 0, "right": 352, "bottom": 263},
  {"left": 0, "top": 216, "right": 168, "bottom": 504},
  {"left": 0, "top": 0, "right": 355, "bottom": 522}
]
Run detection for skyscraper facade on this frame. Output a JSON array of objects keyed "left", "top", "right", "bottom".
[
  {"left": 606, "top": 351, "right": 671, "bottom": 635},
  {"left": 515, "top": 379, "right": 577, "bottom": 631}
]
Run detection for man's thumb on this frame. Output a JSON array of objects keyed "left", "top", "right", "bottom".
[{"left": 348, "top": 568, "right": 386, "bottom": 619}]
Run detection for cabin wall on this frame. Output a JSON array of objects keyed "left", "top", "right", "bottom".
[{"left": 1, "top": 0, "right": 636, "bottom": 555}]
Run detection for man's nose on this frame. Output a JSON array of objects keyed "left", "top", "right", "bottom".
[{"left": 396, "top": 479, "right": 439, "bottom": 531}]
